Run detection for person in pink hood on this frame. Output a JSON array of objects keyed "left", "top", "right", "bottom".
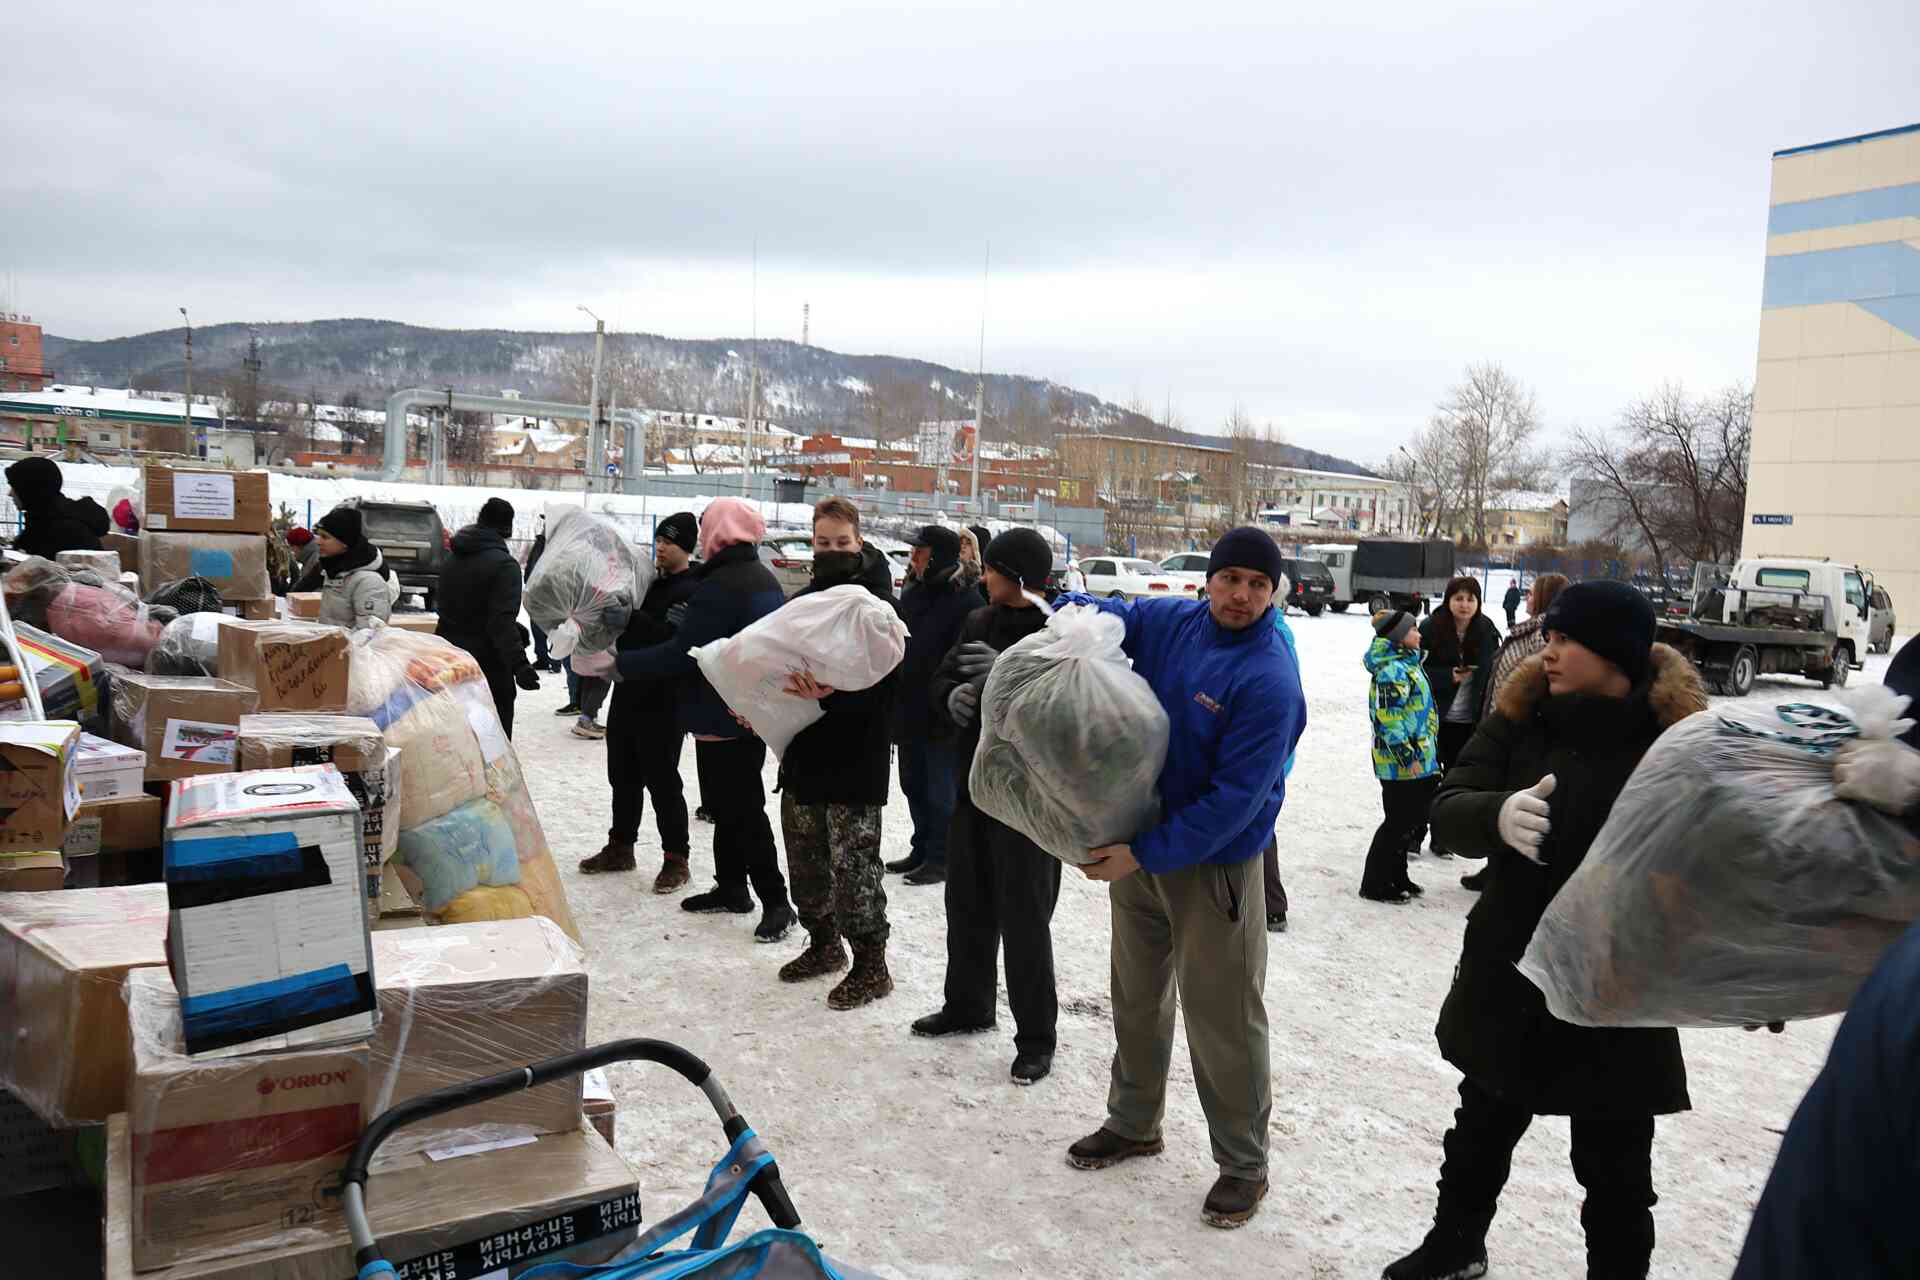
[{"left": 578, "top": 498, "right": 796, "bottom": 941}]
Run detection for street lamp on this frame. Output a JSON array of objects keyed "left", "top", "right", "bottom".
[
  {"left": 179, "top": 306, "right": 192, "bottom": 455},
  {"left": 1397, "top": 444, "right": 1420, "bottom": 535},
  {"left": 578, "top": 305, "right": 605, "bottom": 501}
]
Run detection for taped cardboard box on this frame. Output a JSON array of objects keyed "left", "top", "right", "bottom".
[
  {"left": 142, "top": 465, "right": 272, "bottom": 536},
  {"left": 0, "top": 885, "right": 170, "bottom": 1125},
  {"left": 217, "top": 621, "right": 351, "bottom": 712},
  {"left": 105, "top": 1115, "right": 640, "bottom": 1280},
  {"left": 0, "top": 851, "right": 65, "bottom": 891},
  {"left": 103, "top": 531, "right": 142, "bottom": 573},
  {"left": 286, "top": 592, "right": 322, "bottom": 620},
  {"left": 0, "top": 720, "right": 81, "bottom": 854},
  {"left": 109, "top": 674, "right": 259, "bottom": 783},
  {"left": 124, "top": 967, "right": 369, "bottom": 1269},
  {"left": 238, "top": 597, "right": 278, "bottom": 621},
  {"left": 165, "top": 766, "right": 376, "bottom": 1058},
  {"left": 140, "top": 530, "right": 271, "bottom": 602},
  {"left": 386, "top": 613, "right": 439, "bottom": 634},
  {"left": 369, "top": 918, "right": 587, "bottom": 1141},
  {"left": 64, "top": 792, "right": 165, "bottom": 889},
  {"left": 237, "top": 715, "right": 399, "bottom": 911},
  {"left": 74, "top": 731, "right": 145, "bottom": 799}
]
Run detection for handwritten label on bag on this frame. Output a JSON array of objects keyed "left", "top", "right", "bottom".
[
  {"left": 160, "top": 719, "right": 238, "bottom": 765},
  {"left": 172, "top": 472, "right": 236, "bottom": 521},
  {"left": 63, "top": 816, "right": 102, "bottom": 858}
]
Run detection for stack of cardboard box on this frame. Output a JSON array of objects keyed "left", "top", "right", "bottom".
[{"left": 139, "top": 466, "right": 274, "bottom": 613}]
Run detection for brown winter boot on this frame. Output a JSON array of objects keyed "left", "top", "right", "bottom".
[
  {"left": 778, "top": 931, "right": 848, "bottom": 983},
  {"left": 826, "top": 941, "right": 892, "bottom": 1010},
  {"left": 652, "top": 853, "right": 690, "bottom": 894},
  {"left": 579, "top": 841, "right": 636, "bottom": 874}
]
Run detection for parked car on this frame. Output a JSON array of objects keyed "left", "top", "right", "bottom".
[
  {"left": 757, "top": 534, "right": 816, "bottom": 597},
  {"left": 1079, "top": 556, "right": 1183, "bottom": 600},
  {"left": 1279, "top": 556, "right": 1336, "bottom": 617},
  {"left": 1158, "top": 552, "right": 1211, "bottom": 597},
  {"left": 1870, "top": 583, "right": 1897, "bottom": 654},
  {"left": 868, "top": 536, "right": 912, "bottom": 595},
  {"left": 344, "top": 498, "right": 447, "bottom": 610},
  {"left": 1043, "top": 557, "right": 1085, "bottom": 601}
]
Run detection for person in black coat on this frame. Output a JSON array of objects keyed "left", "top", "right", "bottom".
[
  {"left": 1412, "top": 576, "right": 1502, "bottom": 858},
  {"left": 579, "top": 511, "right": 704, "bottom": 890},
  {"left": 772, "top": 497, "right": 900, "bottom": 1012},
  {"left": 7, "top": 456, "right": 108, "bottom": 560},
  {"left": 523, "top": 515, "right": 556, "bottom": 671},
  {"left": 578, "top": 497, "right": 794, "bottom": 942},
  {"left": 1383, "top": 581, "right": 1708, "bottom": 1280},
  {"left": 435, "top": 498, "right": 538, "bottom": 737},
  {"left": 886, "top": 525, "right": 983, "bottom": 886},
  {"left": 912, "top": 528, "right": 1063, "bottom": 1086},
  {"left": 1502, "top": 581, "right": 1524, "bottom": 629}
]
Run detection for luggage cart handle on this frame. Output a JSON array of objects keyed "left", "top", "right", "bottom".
[{"left": 343, "top": 1039, "right": 800, "bottom": 1275}]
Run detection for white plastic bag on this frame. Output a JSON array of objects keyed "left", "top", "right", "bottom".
[
  {"left": 691, "top": 584, "right": 907, "bottom": 758},
  {"left": 969, "top": 604, "right": 1170, "bottom": 865},
  {"left": 523, "top": 505, "right": 652, "bottom": 659},
  {"left": 1519, "top": 686, "right": 1920, "bottom": 1029}
]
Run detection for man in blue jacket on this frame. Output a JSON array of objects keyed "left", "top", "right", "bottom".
[{"left": 1050, "top": 526, "right": 1307, "bottom": 1229}]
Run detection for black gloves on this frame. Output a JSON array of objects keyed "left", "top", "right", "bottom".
[
  {"left": 666, "top": 602, "right": 688, "bottom": 629},
  {"left": 955, "top": 642, "right": 999, "bottom": 680},
  {"left": 947, "top": 682, "right": 980, "bottom": 727},
  {"left": 514, "top": 664, "right": 541, "bottom": 692}
]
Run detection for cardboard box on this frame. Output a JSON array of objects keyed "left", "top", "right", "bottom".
[
  {"left": 56, "top": 548, "right": 123, "bottom": 576},
  {"left": 0, "top": 850, "right": 65, "bottom": 891},
  {"left": 0, "top": 1086, "right": 85, "bottom": 1195},
  {"left": 286, "top": 592, "right": 322, "bottom": 620},
  {"left": 103, "top": 531, "right": 142, "bottom": 573},
  {"left": 216, "top": 622, "right": 350, "bottom": 712},
  {"left": 387, "top": 613, "right": 439, "bottom": 634},
  {"left": 73, "top": 731, "right": 146, "bottom": 799},
  {"left": 0, "top": 623, "right": 106, "bottom": 725},
  {"left": 238, "top": 597, "right": 278, "bottom": 621},
  {"left": 65, "top": 793, "right": 166, "bottom": 890},
  {"left": 109, "top": 674, "right": 260, "bottom": 783},
  {"left": 237, "top": 716, "right": 398, "bottom": 909},
  {"left": 165, "top": 766, "right": 375, "bottom": 1057},
  {"left": 582, "top": 1068, "right": 616, "bottom": 1148},
  {"left": 140, "top": 530, "right": 271, "bottom": 601},
  {"left": 0, "top": 885, "right": 170, "bottom": 1125},
  {"left": 105, "top": 1115, "right": 640, "bottom": 1280},
  {"left": 142, "top": 466, "right": 272, "bottom": 536},
  {"left": 125, "top": 967, "right": 370, "bottom": 1269},
  {"left": 369, "top": 919, "right": 587, "bottom": 1139},
  {"left": 0, "top": 721, "right": 82, "bottom": 854}
]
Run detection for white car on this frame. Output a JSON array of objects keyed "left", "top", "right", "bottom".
[
  {"left": 1158, "top": 552, "right": 1211, "bottom": 597},
  {"left": 868, "top": 536, "right": 913, "bottom": 595},
  {"left": 1080, "top": 556, "right": 1184, "bottom": 600},
  {"left": 756, "top": 535, "right": 815, "bottom": 597}
]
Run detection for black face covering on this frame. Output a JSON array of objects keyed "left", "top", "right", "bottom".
[{"left": 812, "top": 549, "right": 864, "bottom": 584}]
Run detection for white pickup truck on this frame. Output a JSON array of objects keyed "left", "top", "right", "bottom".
[{"left": 1659, "top": 557, "right": 1873, "bottom": 695}]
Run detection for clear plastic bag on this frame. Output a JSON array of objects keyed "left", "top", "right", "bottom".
[
  {"left": 5, "top": 557, "right": 166, "bottom": 667},
  {"left": 969, "top": 604, "right": 1170, "bottom": 865},
  {"left": 523, "top": 505, "right": 652, "bottom": 659},
  {"left": 690, "top": 583, "right": 908, "bottom": 757},
  {"left": 144, "top": 611, "right": 228, "bottom": 676},
  {"left": 1519, "top": 687, "right": 1920, "bottom": 1029}
]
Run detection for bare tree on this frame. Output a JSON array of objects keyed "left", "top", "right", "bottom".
[
  {"left": 1429, "top": 363, "right": 1549, "bottom": 547},
  {"left": 445, "top": 409, "right": 495, "bottom": 485}
]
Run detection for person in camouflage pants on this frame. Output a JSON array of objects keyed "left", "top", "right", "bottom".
[{"left": 782, "top": 795, "right": 890, "bottom": 952}]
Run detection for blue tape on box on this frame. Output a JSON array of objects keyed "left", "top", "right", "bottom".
[
  {"left": 179, "top": 963, "right": 362, "bottom": 1044},
  {"left": 166, "top": 831, "right": 300, "bottom": 875},
  {"left": 189, "top": 549, "right": 236, "bottom": 578}
]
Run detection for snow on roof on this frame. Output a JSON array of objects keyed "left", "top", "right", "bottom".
[
  {"left": 14, "top": 385, "right": 222, "bottom": 422},
  {"left": 1490, "top": 490, "right": 1568, "bottom": 512}
]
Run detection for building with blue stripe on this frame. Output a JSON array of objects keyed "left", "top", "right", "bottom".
[{"left": 1746, "top": 122, "right": 1920, "bottom": 613}]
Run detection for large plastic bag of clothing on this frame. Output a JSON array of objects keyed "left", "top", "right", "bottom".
[
  {"left": 690, "top": 582, "right": 908, "bottom": 758},
  {"left": 970, "top": 604, "right": 1170, "bottom": 865},
  {"left": 346, "top": 627, "right": 580, "bottom": 941},
  {"left": 523, "top": 505, "right": 652, "bottom": 659},
  {"left": 1519, "top": 686, "right": 1920, "bottom": 1029},
  {"left": 4, "top": 558, "right": 166, "bottom": 668}
]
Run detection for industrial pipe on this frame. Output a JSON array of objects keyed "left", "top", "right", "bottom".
[{"left": 378, "top": 388, "right": 646, "bottom": 489}]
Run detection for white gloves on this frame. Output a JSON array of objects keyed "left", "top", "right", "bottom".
[
  {"left": 1834, "top": 739, "right": 1920, "bottom": 816},
  {"left": 1498, "top": 774, "right": 1556, "bottom": 863}
]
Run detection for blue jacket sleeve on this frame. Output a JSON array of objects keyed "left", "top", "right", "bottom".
[
  {"left": 1130, "top": 665, "right": 1306, "bottom": 874},
  {"left": 616, "top": 585, "right": 730, "bottom": 682}
]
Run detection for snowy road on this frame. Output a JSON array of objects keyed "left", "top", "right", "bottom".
[{"left": 516, "top": 611, "right": 1903, "bottom": 1279}]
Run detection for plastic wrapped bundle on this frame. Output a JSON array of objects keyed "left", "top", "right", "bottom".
[
  {"left": 522, "top": 505, "right": 651, "bottom": 658},
  {"left": 346, "top": 627, "right": 579, "bottom": 940},
  {"left": 2, "top": 557, "right": 74, "bottom": 629},
  {"left": 49, "top": 582, "right": 166, "bottom": 667},
  {"left": 970, "top": 604, "right": 1170, "bottom": 865},
  {"left": 691, "top": 583, "right": 909, "bottom": 757},
  {"left": 1519, "top": 687, "right": 1920, "bottom": 1029},
  {"left": 144, "top": 611, "right": 226, "bottom": 676}
]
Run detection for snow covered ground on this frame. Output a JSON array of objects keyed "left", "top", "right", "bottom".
[{"left": 517, "top": 609, "right": 1906, "bottom": 1279}]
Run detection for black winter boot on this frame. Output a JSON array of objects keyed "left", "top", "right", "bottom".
[
  {"left": 1066, "top": 1127, "right": 1164, "bottom": 1170},
  {"left": 1201, "top": 1174, "right": 1269, "bottom": 1228},
  {"left": 579, "top": 841, "right": 636, "bottom": 874},
  {"left": 1381, "top": 1228, "right": 1488, "bottom": 1280}
]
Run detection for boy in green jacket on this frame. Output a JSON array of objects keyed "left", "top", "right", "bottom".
[{"left": 1362, "top": 610, "right": 1439, "bottom": 903}]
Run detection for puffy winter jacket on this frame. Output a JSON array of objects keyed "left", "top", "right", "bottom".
[
  {"left": 1430, "top": 643, "right": 1706, "bottom": 1116},
  {"left": 1367, "top": 635, "right": 1438, "bottom": 781},
  {"left": 1055, "top": 593, "right": 1306, "bottom": 874},
  {"left": 893, "top": 564, "right": 982, "bottom": 743},
  {"left": 14, "top": 494, "right": 110, "bottom": 561},
  {"left": 778, "top": 544, "right": 899, "bottom": 807},
  {"left": 435, "top": 525, "right": 527, "bottom": 676},
  {"left": 614, "top": 541, "right": 785, "bottom": 740},
  {"left": 310, "top": 549, "right": 395, "bottom": 630}
]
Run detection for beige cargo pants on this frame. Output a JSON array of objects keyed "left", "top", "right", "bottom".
[{"left": 1103, "top": 854, "right": 1271, "bottom": 1180}]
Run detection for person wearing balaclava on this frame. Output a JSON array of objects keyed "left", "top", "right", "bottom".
[
  {"left": 884, "top": 525, "right": 978, "bottom": 886},
  {"left": 436, "top": 497, "right": 537, "bottom": 736},
  {"left": 574, "top": 496, "right": 795, "bottom": 943},
  {"left": 579, "top": 511, "right": 705, "bottom": 892},
  {"left": 6, "top": 456, "right": 109, "bottom": 561},
  {"left": 292, "top": 505, "right": 394, "bottom": 631}
]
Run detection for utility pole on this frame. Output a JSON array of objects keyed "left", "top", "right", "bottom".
[
  {"left": 441, "top": 387, "right": 454, "bottom": 486},
  {"left": 801, "top": 301, "right": 810, "bottom": 348},
  {"left": 971, "top": 242, "right": 988, "bottom": 517},
  {"left": 578, "top": 306, "right": 604, "bottom": 503},
  {"left": 742, "top": 239, "right": 757, "bottom": 498},
  {"left": 178, "top": 307, "right": 192, "bottom": 456}
]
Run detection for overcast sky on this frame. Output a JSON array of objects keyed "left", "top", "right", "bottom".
[{"left": 11, "top": 1, "right": 1916, "bottom": 462}]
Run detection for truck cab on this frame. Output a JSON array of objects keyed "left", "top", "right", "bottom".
[
  {"left": 1671, "top": 557, "right": 1872, "bottom": 693},
  {"left": 1712, "top": 559, "right": 1871, "bottom": 671},
  {"left": 1301, "top": 543, "right": 1359, "bottom": 613}
]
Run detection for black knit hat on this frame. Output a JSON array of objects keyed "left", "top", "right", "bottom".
[
  {"left": 6, "top": 456, "right": 63, "bottom": 506},
  {"left": 1207, "top": 526, "right": 1285, "bottom": 589},
  {"left": 478, "top": 497, "right": 514, "bottom": 535},
  {"left": 985, "top": 528, "right": 1053, "bottom": 591},
  {"left": 968, "top": 525, "right": 991, "bottom": 555},
  {"left": 317, "top": 506, "right": 364, "bottom": 547},
  {"left": 1542, "top": 580, "right": 1657, "bottom": 686},
  {"left": 908, "top": 525, "right": 961, "bottom": 569},
  {"left": 656, "top": 511, "right": 698, "bottom": 553}
]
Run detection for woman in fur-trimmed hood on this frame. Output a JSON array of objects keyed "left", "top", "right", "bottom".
[{"left": 1384, "top": 580, "right": 1709, "bottom": 1280}]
